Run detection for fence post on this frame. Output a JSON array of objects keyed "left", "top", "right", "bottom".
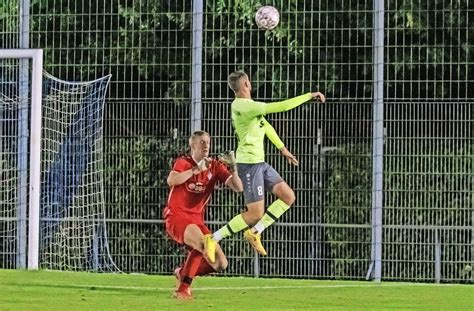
[
  {"left": 191, "top": 0, "right": 203, "bottom": 132},
  {"left": 253, "top": 252, "right": 259, "bottom": 278},
  {"left": 17, "top": 0, "right": 31, "bottom": 269},
  {"left": 472, "top": 205, "right": 474, "bottom": 283},
  {"left": 435, "top": 229, "right": 441, "bottom": 283},
  {"left": 370, "top": 0, "right": 384, "bottom": 283}
]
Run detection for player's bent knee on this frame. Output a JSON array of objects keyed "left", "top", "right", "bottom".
[
  {"left": 215, "top": 258, "right": 228, "bottom": 272},
  {"left": 278, "top": 189, "right": 295, "bottom": 206},
  {"left": 285, "top": 190, "right": 296, "bottom": 206},
  {"left": 212, "top": 256, "right": 229, "bottom": 272},
  {"left": 273, "top": 183, "right": 295, "bottom": 206}
]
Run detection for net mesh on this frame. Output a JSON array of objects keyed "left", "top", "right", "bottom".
[
  {"left": 39, "top": 71, "right": 117, "bottom": 271},
  {"left": 0, "top": 59, "right": 27, "bottom": 269}
]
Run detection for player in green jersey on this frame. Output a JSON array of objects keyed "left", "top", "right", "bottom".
[{"left": 202, "top": 71, "right": 325, "bottom": 262}]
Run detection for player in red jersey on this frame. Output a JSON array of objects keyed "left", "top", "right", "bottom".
[{"left": 163, "top": 130, "right": 243, "bottom": 299}]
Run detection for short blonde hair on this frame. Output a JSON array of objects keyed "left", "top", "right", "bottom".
[
  {"left": 228, "top": 71, "right": 248, "bottom": 93},
  {"left": 188, "top": 130, "right": 210, "bottom": 146}
]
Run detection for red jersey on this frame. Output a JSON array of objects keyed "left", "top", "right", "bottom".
[{"left": 164, "top": 156, "right": 232, "bottom": 217}]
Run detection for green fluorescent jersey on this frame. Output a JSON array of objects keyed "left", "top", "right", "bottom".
[{"left": 231, "top": 93, "right": 313, "bottom": 163}]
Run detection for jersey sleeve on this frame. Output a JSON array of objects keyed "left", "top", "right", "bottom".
[
  {"left": 263, "top": 118, "right": 285, "bottom": 149},
  {"left": 264, "top": 93, "right": 313, "bottom": 114},
  {"left": 172, "top": 158, "right": 192, "bottom": 173},
  {"left": 240, "top": 100, "right": 267, "bottom": 117},
  {"left": 238, "top": 93, "right": 312, "bottom": 118},
  {"left": 214, "top": 160, "right": 232, "bottom": 184}
]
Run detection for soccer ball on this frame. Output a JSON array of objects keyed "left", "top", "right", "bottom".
[{"left": 255, "top": 6, "right": 280, "bottom": 30}]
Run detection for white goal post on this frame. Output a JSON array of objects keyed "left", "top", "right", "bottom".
[{"left": 0, "top": 49, "right": 43, "bottom": 270}]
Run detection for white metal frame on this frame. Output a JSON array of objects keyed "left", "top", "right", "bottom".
[
  {"left": 190, "top": 0, "right": 203, "bottom": 132},
  {"left": 0, "top": 49, "right": 43, "bottom": 270},
  {"left": 369, "top": 0, "right": 384, "bottom": 283}
]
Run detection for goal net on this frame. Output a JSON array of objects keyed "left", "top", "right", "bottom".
[
  {"left": 40, "top": 71, "right": 117, "bottom": 271},
  {"left": 0, "top": 58, "right": 23, "bottom": 269},
  {"left": 0, "top": 49, "right": 117, "bottom": 271}
]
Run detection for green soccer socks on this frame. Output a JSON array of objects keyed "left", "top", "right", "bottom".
[
  {"left": 252, "top": 199, "right": 290, "bottom": 234},
  {"left": 212, "top": 214, "right": 248, "bottom": 241}
]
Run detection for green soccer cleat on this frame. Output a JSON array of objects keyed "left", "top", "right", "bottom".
[
  {"left": 202, "top": 234, "right": 217, "bottom": 263},
  {"left": 243, "top": 229, "right": 267, "bottom": 256}
]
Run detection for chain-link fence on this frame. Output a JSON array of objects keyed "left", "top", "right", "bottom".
[{"left": 0, "top": 0, "right": 472, "bottom": 282}]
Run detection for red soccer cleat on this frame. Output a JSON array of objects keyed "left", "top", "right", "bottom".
[
  {"left": 172, "top": 268, "right": 192, "bottom": 299},
  {"left": 173, "top": 267, "right": 182, "bottom": 290},
  {"left": 173, "top": 287, "right": 192, "bottom": 300},
  {"left": 173, "top": 289, "right": 193, "bottom": 300}
]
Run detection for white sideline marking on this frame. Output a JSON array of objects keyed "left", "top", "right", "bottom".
[{"left": 25, "top": 282, "right": 456, "bottom": 292}]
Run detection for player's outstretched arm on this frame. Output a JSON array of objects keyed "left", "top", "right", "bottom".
[
  {"left": 219, "top": 151, "right": 243, "bottom": 192},
  {"left": 264, "top": 91, "right": 325, "bottom": 114}
]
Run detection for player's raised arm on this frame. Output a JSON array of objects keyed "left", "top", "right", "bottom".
[
  {"left": 264, "top": 91, "right": 326, "bottom": 114},
  {"left": 167, "top": 158, "right": 210, "bottom": 187},
  {"left": 219, "top": 151, "right": 243, "bottom": 192}
]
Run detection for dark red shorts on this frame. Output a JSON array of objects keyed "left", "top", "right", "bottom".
[{"left": 165, "top": 213, "right": 210, "bottom": 245}]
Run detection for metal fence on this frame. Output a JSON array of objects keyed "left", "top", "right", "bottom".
[{"left": 0, "top": 0, "right": 472, "bottom": 283}]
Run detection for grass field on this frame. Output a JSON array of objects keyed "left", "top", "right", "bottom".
[{"left": 0, "top": 269, "right": 473, "bottom": 310}]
